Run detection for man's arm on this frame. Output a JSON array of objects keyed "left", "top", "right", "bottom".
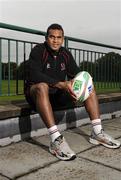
[
  {"left": 52, "top": 80, "right": 77, "bottom": 100},
  {"left": 28, "top": 45, "right": 59, "bottom": 85}
]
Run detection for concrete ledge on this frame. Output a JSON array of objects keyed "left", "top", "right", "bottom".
[
  {"left": 0, "top": 93, "right": 121, "bottom": 120},
  {"left": 0, "top": 93, "right": 121, "bottom": 146}
]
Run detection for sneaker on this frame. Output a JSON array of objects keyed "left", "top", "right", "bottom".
[
  {"left": 49, "top": 135, "right": 76, "bottom": 161},
  {"left": 89, "top": 130, "right": 121, "bottom": 149}
]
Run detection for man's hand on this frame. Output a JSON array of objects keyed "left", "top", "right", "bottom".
[
  {"left": 65, "top": 80, "right": 77, "bottom": 100},
  {"left": 54, "top": 80, "right": 77, "bottom": 100}
]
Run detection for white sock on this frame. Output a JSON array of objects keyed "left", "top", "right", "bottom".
[
  {"left": 48, "top": 125, "right": 61, "bottom": 142},
  {"left": 91, "top": 119, "right": 102, "bottom": 134}
]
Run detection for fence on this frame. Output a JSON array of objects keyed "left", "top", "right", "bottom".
[{"left": 0, "top": 22, "right": 121, "bottom": 96}]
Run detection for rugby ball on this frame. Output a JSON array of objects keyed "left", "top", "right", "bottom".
[{"left": 72, "top": 71, "right": 93, "bottom": 102}]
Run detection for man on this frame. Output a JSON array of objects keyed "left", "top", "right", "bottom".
[{"left": 25, "top": 23, "right": 120, "bottom": 161}]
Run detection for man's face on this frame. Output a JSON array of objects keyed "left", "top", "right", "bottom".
[{"left": 46, "top": 29, "right": 64, "bottom": 51}]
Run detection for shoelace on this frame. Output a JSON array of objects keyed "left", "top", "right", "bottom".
[{"left": 55, "top": 135, "right": 63, "bottom": 145}]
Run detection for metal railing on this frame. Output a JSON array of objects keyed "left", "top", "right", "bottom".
[{"left": 0, "top": 22, "right": 121, "bottom": 96}]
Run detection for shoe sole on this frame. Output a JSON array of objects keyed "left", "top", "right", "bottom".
[
  {"left": 89, "top": 137, "right": 121, "bottom": 149},
  {"left": 49, "top": 148, "right": 76, "bottom": 161}
]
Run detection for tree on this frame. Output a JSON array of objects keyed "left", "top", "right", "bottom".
[
  {"left": 17, "top": 60, "right": 29, "bottom": 80},
  {"left": 2, "top": 62, "right": 17, "bottom": 80},
  {"left": 96, "top": 52, "right": 121, "bottom": 82},
  {"left": 79, "top": 61, "right": 95, "bottom": 78}
]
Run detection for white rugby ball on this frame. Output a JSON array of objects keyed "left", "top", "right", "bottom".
[{"left": 72, "top": 71, "right": 93, "bottom": 102}]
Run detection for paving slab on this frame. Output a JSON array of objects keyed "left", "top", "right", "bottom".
[
  {"left": 0, "top": 141, "right": 57, "bottom": 179},
  {"left": 102, "top": 117, "right": 121, "bottom": 129},
  {"left": 16, "top": 156, "right": 121, "bottom": 180},
  {"left": 79, "top": 138, "right": 121, "bottom": 171},
  {"left": 0, "top": 175, "right": 9, "bottom": 180},
  {"left": 0, "top": 117, "right": 121, "bottom": 180}
]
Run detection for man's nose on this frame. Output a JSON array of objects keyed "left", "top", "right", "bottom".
[{"left": 53, "top": 37, "right": 58, "bottom": 42}]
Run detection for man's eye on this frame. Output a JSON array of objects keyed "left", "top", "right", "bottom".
[
  {"left": 49, "top": 35, "right": 54, "bottom": 38},
  {"left": 49, "top": 36, "right": 62, "bottom": 39}
]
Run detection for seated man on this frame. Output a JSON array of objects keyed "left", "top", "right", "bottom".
[{"left": 25, "top": 23, "right": 120, "bottom": 161}]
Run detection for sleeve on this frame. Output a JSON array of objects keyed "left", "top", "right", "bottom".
[
  {"left": 28, "top": 45, "right": 59, "bottom": 85},
  {"left": 66, "top": 50, "right": 81, "bottom": 79}
]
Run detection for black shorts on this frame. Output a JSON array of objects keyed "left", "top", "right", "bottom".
[{"left": 25, "top": 87, "right": 75, "bottom": 111}]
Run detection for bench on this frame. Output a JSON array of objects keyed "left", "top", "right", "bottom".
[{"left": 0, "top": 93, "right": 121, "bottom": 146}]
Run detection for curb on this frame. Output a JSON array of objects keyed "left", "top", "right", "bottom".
[{"left": 0, "top": 98, "right": 121, "bottom": 146}]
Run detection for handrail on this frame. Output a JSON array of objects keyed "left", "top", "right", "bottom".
[
  {"left": 65, "top": 36, "right": 121, "bottom": 50},
  {"left": 1, "top": 22, "right": 121, "bottom": 50},
  {"left": 0, "top": 22, "right": 46, "bottom": 36}
]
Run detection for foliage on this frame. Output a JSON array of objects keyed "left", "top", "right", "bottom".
[
  {"left": 2, "top": 62, "right": 17, "bottom": 80},
  {"left": 79, "top": 52, "right": 121, "bottom": 82},
  {"left": 2, "top": 52, "right": 121, "bottom": 82}
]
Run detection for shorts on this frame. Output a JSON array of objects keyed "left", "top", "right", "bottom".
[{"left": 25, "top": 86, "right": 75, "bottom": 111}]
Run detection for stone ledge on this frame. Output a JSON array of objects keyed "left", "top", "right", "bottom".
[
  {"left": 0, "top": 93, "right": 121, "bottom": 120},
  {"left": 0, "top": 93, "right": 121, "bottom": 146}
]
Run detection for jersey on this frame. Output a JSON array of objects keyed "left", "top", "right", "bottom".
[{"left": 25, "top": 41, "right": 80, "bottom": 86}]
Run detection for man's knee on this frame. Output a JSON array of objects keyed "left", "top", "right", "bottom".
[{"left": 31, "top": 82, "right": 49, "bottom": 96}]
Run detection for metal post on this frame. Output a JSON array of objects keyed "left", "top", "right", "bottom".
[
  {"left": 16, "top": 41, "right": 18, "bottom": 95},
  {"left": 64, "top": 37, "right": 68, "bottom": 49},
  {"left": 0, "top": 39, "right": 2, "bottom": 95},
  {"left": 8, "top": 40, "right": 10, "bottom": 95}
]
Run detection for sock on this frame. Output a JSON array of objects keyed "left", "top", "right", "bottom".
[
  {"left": 91, "top": 119, "right": 102, "bottom": 134},
  {"left": 48, "top": 125, "right": 61, "bottom": 142}
]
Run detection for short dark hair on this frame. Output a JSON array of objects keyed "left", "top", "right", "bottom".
[{"left": 46, "top": 23, "right": 64, "bottom": 38}]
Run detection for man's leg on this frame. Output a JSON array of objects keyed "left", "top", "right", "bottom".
[
  {"left": 84, "top": 89, "right": 100, "bottom": 120},
  {"left": 84, "top": 88, "right": 120, "bottom": 148},
  {"left": 30, "top": 82, "right": 76, "bottom": 160},
  {"left": 30, "top": 82, "right": 56, "bottom": 128}
]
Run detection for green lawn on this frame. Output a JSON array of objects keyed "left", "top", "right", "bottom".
[
  {"left": 0, "top": 80, "right": 120, "bottom": 102},
  {"left": 0, "top": 80, "right": 25, "bottom": 102},
  {"left": 1, "top": 80, "right": 24, "bottom": 95}
]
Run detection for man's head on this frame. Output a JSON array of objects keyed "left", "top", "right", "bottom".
[{"left": 46, "top": 23, "right": 64, "bottom": 51}]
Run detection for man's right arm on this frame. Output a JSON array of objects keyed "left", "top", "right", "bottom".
[{"left": 28, "top": 45, "right": 59, "bottom": 85}]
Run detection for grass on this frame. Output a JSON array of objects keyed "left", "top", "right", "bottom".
[
  {"left": 0, "top": 80, "right": 120, "bottom": 102},
  {"left": 0, "top": 95, "right": 25, "bottom": 102},
  {"left": 96, "top": 88, "right": 121, "bottom": 94},
  {"left": 0, "top": 80, "right": 25, "bottom": 102},
  {"left": 1, "top": 80, "right": 24, "bottom": 95}
]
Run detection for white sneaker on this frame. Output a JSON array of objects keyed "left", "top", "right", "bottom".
[
  {"left": 89, "top": 130, "right": 121, "bottom": 149},
  {"left": 49, "top": 135, "right": 76, "bottom": 161}
]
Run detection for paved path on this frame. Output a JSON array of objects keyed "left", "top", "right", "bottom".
[{"left": 0, "top": 117, "right": 121, "bottom": 180}]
